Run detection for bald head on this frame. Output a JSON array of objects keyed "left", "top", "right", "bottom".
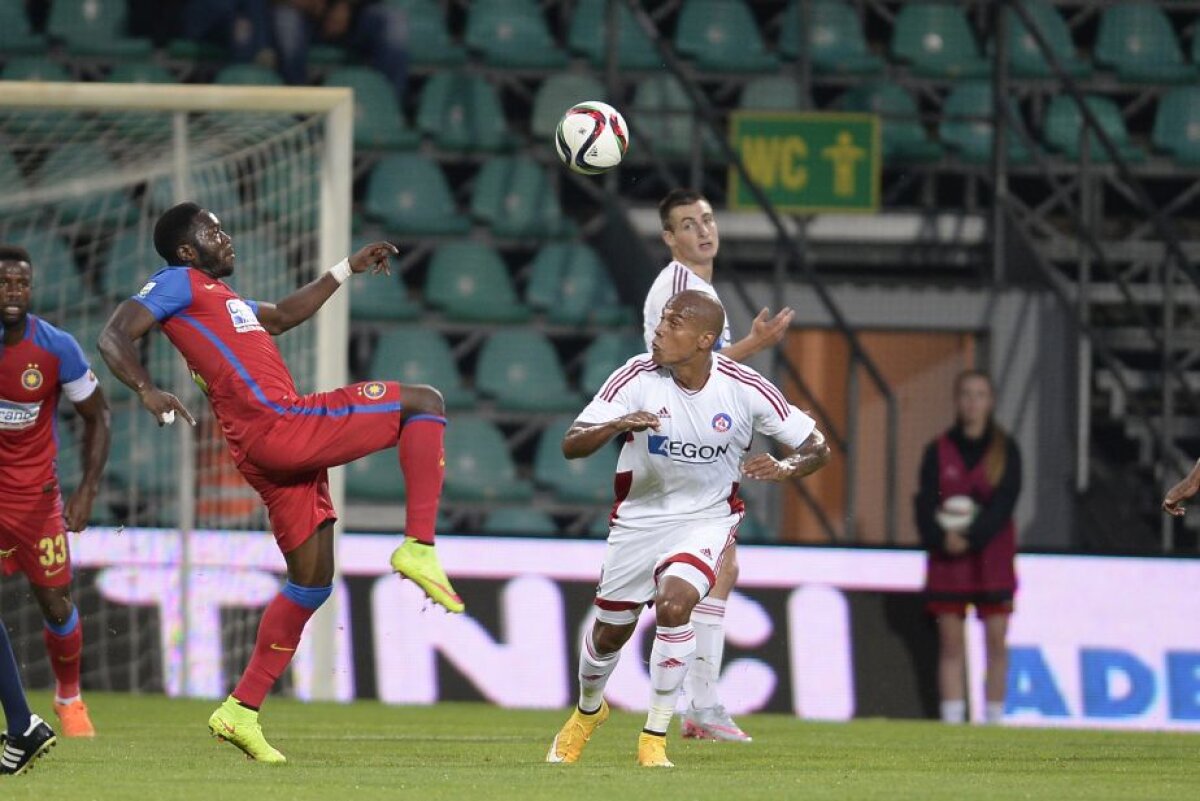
[
  {"left": 651, "top": 289, "right": 727, "bottom": 368},
  {"left": 665, "top": 290, "right": 725, "bottom": 340}
]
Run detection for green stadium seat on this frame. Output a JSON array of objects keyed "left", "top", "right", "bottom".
[
  {"left": 389, "top": 1, "right": 466, "bottom": 66},
  {"left": 148, "top": 167, "right": 244, "bottom": 228},
  {"left": 47, "top": 0, "right": 153, "bottom": 58},
  {"left": 0, "top": 4, "right": 47, "bottom": 54},
  {"left": 588, "top": 514, "right": 611, "bottom": 538},
  {"left": 416, "top": 72, "right": 512, "bottom": 153},
  {"left": 739, "top": 75, "right": 808, "bottom": 111},
  {"left": 465, "top": 0, "right": 567, "bottom": 68},
  {"left": 581, "top": 332, "right": 646, "bottom": 395},
  {"left": 470, "top": 157, "right": 571, "bottom": 239},
  {"left": 1095, "top": 3, "right": 1196, "bottom": 84},
  {"left": 424, "top": 242, "right": 530, "bottom": 323},
  {"left": 107, "top": 408, "right": 178, "bottom": 495},
  {"left": 475, "top": 331, "right": 582, "bottom": 412},
  {"left": 346, "top": 447, "right": 405, "bottom": 501},
  {"left": 737, "top": 513, "right": 771, "bottom": 542},
  {"left": 39, "top": 143, "right": 137, "bottom": 226},
  {"left": 102, "top": 230, "right": 156, "bottom": 297},
  {"left": 531, "top": 74, "right": 607, "bottom": 140},
  {"left": 0, "top": 145, "right": 25, "bottom": 191},
  {"left": 348, "top": 271, "right": 420, "bottom": 322},
  {"left": 998, "top": 0, "right": 1090, "bottom": 79},
  {"left": 98, "top": 63, "right": 177, "bottom": 142},
  {"left": 840, "top": 83, "right": 943, "bottom": 164},
  {"left": 106, "top": 62, "right": 174, "bottom": 83},
  {"left": 325, "top": 67, "right": 419, "bottom": 151},
  {"left": 1153, "top": 87, "right": 1200, "bottom": 166},
  {"left": 1, "top": 56, "right": 71, "bottom": 81},
  {"left": 481, "top": 508, "right": 558, "bottom": 536},
  {"left": 630, "top": 74, "right": 716, "bottom": 162},
  {"left": 891, "top": 3, "right": 990, "bottom": 78},
  {"left": 675, "top": 0, "right": 779, "bottom": 73},
  {"left": 534, "top": 416, "right": 618, "bottom": 503},
  {"left": 2, "top": 229, "right": 79, "bottom": 314},
  {"left": 164, "top": 38, "right": 227, "bottom": 61},
  {"left": 309, "top": 43, "right": 347, "bottom": 66},
  {"left": 524, "top": 243, "right": 630, "bottom": 326},
  {"left": 1043, "top": 95, "right": 1146, "bottom": 163},
  {"left": 364, "top": 154, "right": 470, "bottom": 236},
  {"left": 443, "top": 418, "right": 533, "bottom": 502},
  {"left": 778, "top": 0, "right": 884, "bottom": 75},
  {"left": 568, "top": 0, "right": 664, "bottom": 70},
  {"left": 939, "top": 82, "right": 1031, "bottom": 164},
  {"left": 369, "top": 328, "right": 476, "bottom": 409},
  {"left": 214, "top": 64, "right": 283, "bottom": 86}
]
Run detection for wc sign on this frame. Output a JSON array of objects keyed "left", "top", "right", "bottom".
[{"left": 65, "top": 530, "right": 1200, "bottom": 731}]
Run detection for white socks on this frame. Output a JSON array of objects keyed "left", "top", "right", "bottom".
[
  {"left": 940, "top": 699, "right": 966, "bottom": 724},
  {"left": 686, "top": 598, "right": 726, "bottom": 710},
  {"left": 644, "top": 623, "right": 696, "bottom": 734},
  {"left": 985, "top": 702, "right": 1005, "bottom": 724},
  {"left": 578, "top": 631, "right": 620, "bottom": 714}
]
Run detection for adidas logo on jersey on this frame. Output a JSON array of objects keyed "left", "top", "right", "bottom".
[{"left": 656, "top": 407, "right": 671, "bottom": 418}]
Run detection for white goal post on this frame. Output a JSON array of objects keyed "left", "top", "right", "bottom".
[{"left": 0, "top": 81, "right": 353, "bottom": 701}]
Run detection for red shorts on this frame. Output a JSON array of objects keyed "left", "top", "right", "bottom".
[
  {"left": 0, "top": 486, "right": 72, "bottom": 588},
  {"left": 926, "top": 599, "right": 1014, "bottom": 619},
  {"left": 239, "top": 380, "right": 406, "bottom": 553}
]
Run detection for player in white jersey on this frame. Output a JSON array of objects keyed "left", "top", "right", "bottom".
[
  {"left": 546, "top": 290, "right": 830, "bottom": 768},
  {"left": 644, "top": 189, "right": 795, "bottom": 741}
]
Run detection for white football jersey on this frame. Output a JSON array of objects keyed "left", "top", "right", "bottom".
[
  {"left": 576, "top": 353, "right": 816, "bottom": 529},
  {"left": 642, "top": 261, "right": 733, "bottom": 352}
]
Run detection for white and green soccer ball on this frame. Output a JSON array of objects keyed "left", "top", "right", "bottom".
[{"left": 555, "top": 101, "right": 630, "bottom": 175}]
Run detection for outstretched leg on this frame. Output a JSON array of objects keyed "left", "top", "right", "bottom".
[{"left": 546, "top": 620, "right": 635, "bottom": 764}]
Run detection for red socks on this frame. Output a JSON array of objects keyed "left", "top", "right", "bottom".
[
  {"left": 399, "top": 416, "right": 446, "bottom": 545},
  {"left": 43, "top": 622, "right": 82, "bottom": 701},
  {"left": 232, "top": 593, "right": 317, "bottom": 709}
]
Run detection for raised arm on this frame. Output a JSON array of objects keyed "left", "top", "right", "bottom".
[
  {"left": 741, "top": 428, "right": 831, "bottom": 482},
  {"left": 255, "top": 242, "right": 397, "bottom": 335},
  {"left": 562, "top": 412, "right": 661, "bottom": 460},
  {"left": 63, "top": 386, "right": 111, "bottom": 533},
  {"left": 98, "top": 299, "right": 195, "bottom": 426},
  {"left": 719, "top": 306, "right": 796, "bottom": 363}
]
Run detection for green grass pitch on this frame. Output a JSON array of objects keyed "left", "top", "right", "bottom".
[{"left": 4, "top": 692, "right": 1197, "bottom": 800}]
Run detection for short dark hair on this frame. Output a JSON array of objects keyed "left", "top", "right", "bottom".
[
  {"left": 658, "top": 188, "right": 707, "bottom": 231},
  {"left": 0, "top": 245, "right": 32, "bottom": 265},
  {"left": 154, "top": 202, "right": 204, "bottom": 263}
]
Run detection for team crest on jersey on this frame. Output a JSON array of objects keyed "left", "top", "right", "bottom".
[
  {"left": 711, "top": 412, "right": 732, "bottom": 433},
  {"left": 21, "top": 364, "right": 43, "bottom": 390},
  {"left": 363, "top": 381, "right": 386, "bottom": 400},
  {"left": 226, "top": 298, "right": 265, "bottom": 334},
  {"left": 137, "top": 281, "right": 157, "bottom": 297}
]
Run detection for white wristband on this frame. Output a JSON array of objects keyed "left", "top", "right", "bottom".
[{"left": 329, "top": 258, "right": 353, "bottom": 285}]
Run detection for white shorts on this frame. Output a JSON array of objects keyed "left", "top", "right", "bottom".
[{"left": 593, "top": 513, "right": 741, "bottom": 625}]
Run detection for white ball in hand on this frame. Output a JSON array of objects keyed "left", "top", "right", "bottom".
[{"left": 936, "top": 494, "right": 977, "bottom": 532}]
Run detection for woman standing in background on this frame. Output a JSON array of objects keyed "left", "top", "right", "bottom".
[{"left": 915, "top": 370, "right": 1022, "bottom": 725}]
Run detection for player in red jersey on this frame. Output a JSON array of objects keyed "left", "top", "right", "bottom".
[
  {"left": 98, "top": 203, "right": 458, "bottom": 763},
  {"left": 0, "top": 245, "right": 111, "bottom": 739}
]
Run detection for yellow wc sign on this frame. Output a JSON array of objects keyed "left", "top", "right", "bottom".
[{"left": 728, "top": 112, "right": 880, "bottom": 213}]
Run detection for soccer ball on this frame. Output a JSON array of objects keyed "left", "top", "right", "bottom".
[
  {"left": 935, "top": 495, "right": 978, "bottom": 532},
  {"left": 555, "top": 101, "right": 629, "bottom": 175}
]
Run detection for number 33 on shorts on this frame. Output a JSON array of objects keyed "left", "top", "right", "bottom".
[{"left": 38, "top": 532, "right": 68, "bottom": 571}]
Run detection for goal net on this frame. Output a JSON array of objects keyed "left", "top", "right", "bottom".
[{"left": 0, "top": 82, "right": 352, "bottom": 700}]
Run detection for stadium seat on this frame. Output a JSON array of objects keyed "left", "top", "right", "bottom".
[
  {"left": 1, "top": 56, "right": 71, "bottom": 82},
  {"left": 416, "top": 72, "right": 511, "bottom": 153},
  {"left": 325, "top": 67, "right": 419, "bottom": 150},
  {"left": 675, "top": 0, "right": 778, "bottom": 73},
  {"left": 1095, "top": 3, "right": 1196, "bottom": 84},
  {"left": 470, "top": 157, "right": 571, "bottom": 240},
  {"left": 0, "top": 3, "right": 47, "bottom": 54},
  {"left": 465, "top": 0, "right": 567, "bottom": 68},
  {"left": 998, "top": 0, "right": 1090, "bottom": 79},
  {"left": 630, "top": 75, "right": 717, "bottom": 162},
  {"left": 738, "top": 513, "right": 771, "bottom": 542},
  {"left": 891, "top": 3, "right": 990, "bottom": 78},
  {"left": 107, "top": 408, "right": 178, "bottom": 495},
  {"left": 3, "top": 229, "right": 79, "bottom": 314},
  {"left": 939, "top": 82, "right": 1031, "bottom": 165},
  {"left": 739, "top": 75, "right": 809, "bottom": 111},
  {"left": 102, "top": 230, "right": 156, "bottom": 297},
  {"left": 581, "top": 332, "right": 646, "bottom": 395},
  {"left": 475, "top": 331, "right": 582, "bottom": 412},
  {"left": 481, "top": 508, "right": 559, "bottom": 536},
  {"left": 1153, "top": 87, "right": 1200, "bottom": 166},
  {"left": 531, "top": 74, "right": 607, "bottom": 140},
  {"left": 105, "top": 62, "right": 174, "bottom": 84},
  {"left": 348, "top": 270, "right": 420, "bottom": 322},
  {"left": 214, "top": 64, "right": 283, "bottom": 86},
  {"left": 369, "top": 328, "right": 476, "bottom": 409},
  {"left": 1043, "top": 95, "right": 1146, "bottom": 163},
  {"left": 443, "top": 418, "right": 533, "bottom": 502},
  {"left": 346, "top": 447, "right": 405, "bottom": 501},
  {"left": 588, "top": 515, "right": 611, "bottom": 538},
  {"left": 424, "top": 242, "right": 530, "bottom": 323},
  {"left": 568, "top": 0, "right": 664, "bottom": 70},
  {"left": 840, "top": 83, "right": 943, "bottom": 164},
  {"left": 364, "top": 154, "right": 470, "bottom": 236},
  {"left": 47, "top": 0, "right": 152, "bottom": 58},
  {"left": 534, "top": 416, "right": 618, "bottom": 503},
  {"left": 524, "top": 243, "right": 630, "bottom": 326},
  {"left": 0, "top": 145, "right": 24, "bottom": 191},
  {"left": 778, "top": 0, "right": 884, "bottom": 75},
  {"left": 38, "top": 143, "right": 139, "bottom": 226},
  {"left": 393, "top": 0, "right": 466, "bottom": 66}
]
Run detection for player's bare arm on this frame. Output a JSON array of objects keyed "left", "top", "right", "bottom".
[
  {"left": 255, "top": 242, "right": 398, "bottom": 335},
  {"left": 98, "top": 300, "right": 196, "bottom": 427},
  {"left": 1162, "top": 458, "right": 1200, "bottom": 516},
  {"left": 720, "top": 306, "right": 796, "bottom": 363},
  {"left": 741, "top": 428, "right": 831, "bottom": 482},
  {"left": 562, "top": 412, "right": 661, "bottom": 459},
  {"left": 63, "top": 386, "right": 111, "bottom": 533}
]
